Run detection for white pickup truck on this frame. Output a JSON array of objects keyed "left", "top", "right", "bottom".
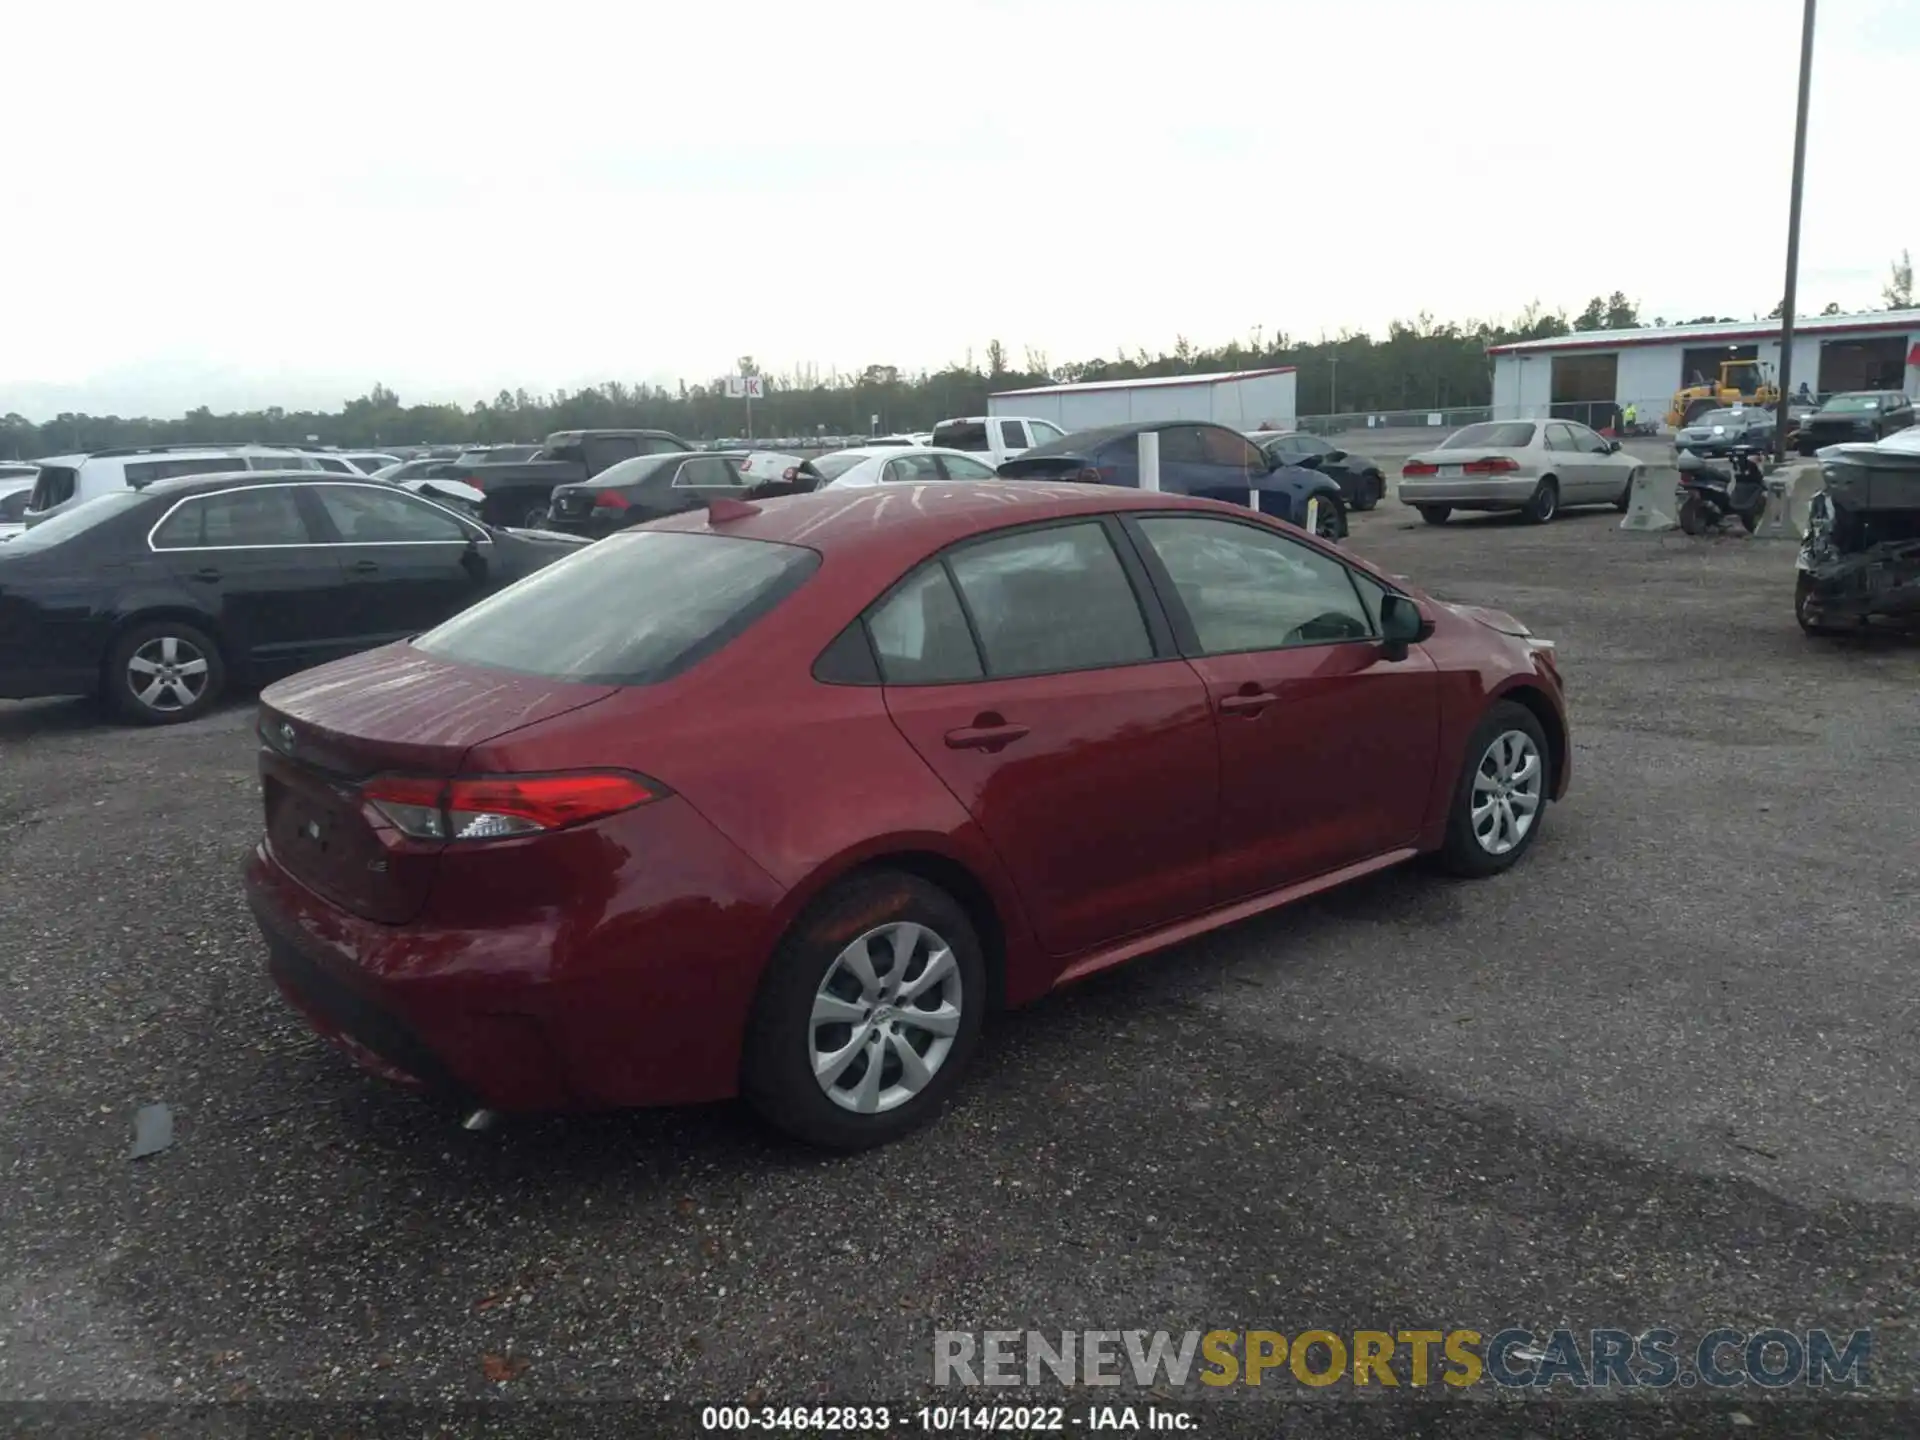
[{"left": 930, "top": 416, "right": 1068, "bottom": 470}]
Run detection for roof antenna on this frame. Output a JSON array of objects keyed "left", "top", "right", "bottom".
[{"left": 706, "top": 498, "right": 761, "bottom": 524}]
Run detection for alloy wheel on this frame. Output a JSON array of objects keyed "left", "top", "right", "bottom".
[
  {"left": 127, "top": 635, "right": 211, "bottom": 714},
  {"left": 810, "top": 921, "right": 964, "bottom": 1115},
  {"left": 1470, "top": 729, "right": 1543, "bottom": 856}
]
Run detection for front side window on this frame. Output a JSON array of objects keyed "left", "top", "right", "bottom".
[
  {"left": 1199, "top": 426, "right": 1266, "bottom": 476},
  {"left": 314, "top": 485, "right": 474, "bottom": 542},
  {"left": 1136, "top": 515, "right": 1372, "bottom": 653},
  {"left": 1028, "top": 420, "right": 1067, "bottom": 443},
  {"left": 153, "top": 487, "right": 311, "bottom": 549},
  {"left": 945, "top": 521, "right": 1154, "bottom": 678},
  {"left": 866, "top": 564, "right": 984, "bottom": 684}
]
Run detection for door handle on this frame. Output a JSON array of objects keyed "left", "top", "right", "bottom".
[
  {"left": 348, "top": 559, "right": 380, "bottom": 574},
  {"left": 189, "top": 567, "right": 221, "bottom": 583},
  {"left": 943, "top": 722, "right": 1030, "bottom": 752},
  {"left": 1218, "top": 690, "right": 1276, "bottom": 715}
]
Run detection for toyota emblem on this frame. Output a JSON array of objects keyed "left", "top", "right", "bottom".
[{"left": 277, "top": 722, "right": 297, "bottom": 751}]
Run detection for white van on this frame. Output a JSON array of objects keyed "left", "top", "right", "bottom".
[
  {"left": 22, "top": 445, "right": 330, "bottom": 527},
  {"left": 929, "top": 416, "right": 1067, "bottom": 469}
]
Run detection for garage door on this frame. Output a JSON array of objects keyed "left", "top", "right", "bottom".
[
  {"left": 1818, "top": 337, "right": 1908, "bottom": 395},
  {"left": 1550, "top": 353, "right": 1620, "bottom": 430}
]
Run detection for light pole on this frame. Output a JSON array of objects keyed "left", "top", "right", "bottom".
[
  {"left": 1773, "top": 0, "right": 1816, "bottom": 461},
  {"left": 1329, "top": 357, "right": 1339, "bottom": 420}
]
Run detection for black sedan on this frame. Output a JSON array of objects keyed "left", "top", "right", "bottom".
[
  {"left": 994, "top": 422, "right": 1350, "bottom": 540},
  {"left": 0, "top": 472, "right": 586, "bottom": 725},
  {"left": 1796, "top": 391, "right": 1916, "bottom": 455},
  {"left": 544, "top": 450, "right": 813, "bottom": 539},
  {"left": 1248, "top": 430, "right": 1388, "bottom": 510},
  {"left": 1672, "top": 406, "right": 1776, "bottom": 458}
]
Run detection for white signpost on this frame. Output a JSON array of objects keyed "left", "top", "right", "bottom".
[{"left": 724, "top": 374, "right": 764, "bottom": 438}]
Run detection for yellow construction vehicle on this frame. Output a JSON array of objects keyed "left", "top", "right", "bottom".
[{"left": 1666, "top": 359, "right": 1781, "bottom": 429}]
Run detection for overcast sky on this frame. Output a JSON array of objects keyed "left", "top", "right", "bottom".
[{"left": 6, "top": 0, "right": 1915, "bottom": 419}]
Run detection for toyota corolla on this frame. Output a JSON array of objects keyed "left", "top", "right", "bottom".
[{"left": 244, "top": 483, "right": 1569, "bottom": 1149}]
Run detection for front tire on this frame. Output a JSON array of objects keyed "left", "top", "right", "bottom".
[
  {"left": 1678, "top": 496, "right": 1710, "bottom": 536},
  {"left": 1312, "top": 494, "right": 1347, "bottom": 542},
  {"left": 1794, "top": 573, "right": 1848, "bottom": 636},
  {"left": 1351, "top": 473, "right": 1382, "bottom": 512},
  {"left": 1418, "top": 505, "right": 1452, "bottom": 526},
  {"left": 1436, "top": 701, "right": 1551, "bottom": 877},
  {"left": 1523, "top": 477, "right": 1559, "bottom": 524},
  {"left": 742, "top": 871, "right": 987, "bottom": 1150},
  {"left": 1615, "top": 471, "right": 1637, "bottom": 511},
  {"left": 105, "top": 620, "right": 226, "bottom": 726}
]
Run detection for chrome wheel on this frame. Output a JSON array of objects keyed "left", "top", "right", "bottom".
[
  {"left": 810, "top": 921, "right": 963, "bottom": 1115},
  {"left": 1470, "top": 729, "right": 1543, "bottom": 856},
  {"left": 126, "top": 635, "right": 211, "bottom": 714}
]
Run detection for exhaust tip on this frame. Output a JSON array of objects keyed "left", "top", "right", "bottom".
[{"left": 461, "top": 1108, "right": 497, "bottom": 1132}]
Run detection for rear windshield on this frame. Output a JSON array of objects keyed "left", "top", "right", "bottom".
[
  {"left": 931, "top": 422, "right": 989, "bottom": 452},
  {"left": 1441, "top": 422, "right": 1536, "bottom": 449},
  {"left": 806, "top": 452, "right": 871, "bottom": 481},
  {"left": 412, "top": 530, "right": 821, "bottom": 685},
  {"left": 7, "top": 490, "right": 148, "bottom": 551},
  {"left": 1693, "top": 409, "right": 1762, "bottom": 427}
]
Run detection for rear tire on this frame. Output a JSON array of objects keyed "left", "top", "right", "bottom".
[
  {"left": 1678, "top": 497, "right": 1710, "bottom": 536},
  {"left": 1435, "top": 701, "right": 1552, "bottom": 878},
  {"left": 1351, "top": 473, "right": 1382, "bottom": 512},
  {"left": 105, "top": 619, "right": 227, "bottom": 726},
  {"left": 1615, "top": 471, "right": 1637, "bottom": 511},
  {"left": 742, "top": 871, "right": 987, "bottom": 1150},
  {"left": 1523, "top": 478, "right": 1559, "bottom": 524},
  {"left": 1418, "top": 505, "right": 1452, "bottom": 525}
]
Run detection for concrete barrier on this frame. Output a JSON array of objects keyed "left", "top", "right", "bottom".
[
  {"left": 1620, "top": 468, "right": 1678, "bottom": 532},
  {"left": 1752, "top": 460, "right": 1823, "bottom": 541}
]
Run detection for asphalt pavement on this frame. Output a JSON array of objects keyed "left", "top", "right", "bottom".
[{"left": 3, "top": 501, "right": 1917, "bottom": 1434}]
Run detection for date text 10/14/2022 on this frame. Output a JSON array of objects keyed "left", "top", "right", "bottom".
[{"left": 700, "top": 1405, "right": 1194, "bottom": 1431}]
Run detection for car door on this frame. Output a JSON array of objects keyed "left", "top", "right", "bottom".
[
  {"left": 1562, "top": 423, "right": 1616, "bottom": 500},
  {"left": 306, "top": 482, "right": 495, "bottom": 644},
  {"left": 1542, "top": 423, "right": 1591, "bottom": 496},
  {"left": 148, "top": 483, "right": 352, "bottom": 675},
  {"left": 871, "top": 518, "right": 1220, "bottom": 959},
  {"left": 995, "top": 418, "right": 1031, "bottom": 463},
  {"left": 1196, "top": 425, "right": 1273, "bottom": 511},
  {"left": 1154, "top": 425, "right": 1212, "bottom": 495},
  {"left": 1126, "top": 512, "right": 1441, "bottom": 897}
]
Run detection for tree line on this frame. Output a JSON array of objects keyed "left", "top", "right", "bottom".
[{"left": 5, "top": 262, "right": 1912, "bottom": 458}]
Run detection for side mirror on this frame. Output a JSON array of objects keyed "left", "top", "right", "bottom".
[
  {"left": 1606, "top": 439, "right": 1622, "bottom": 453},
  {"left": 1378, "top": 593, "right": 1432, "bottom": 661},
  {"left": 1325, "top": 449, "right": 1348, "bottom": 463},
  {"left": 1294, "top": 452, "right": 1323, "bottom": 470}
]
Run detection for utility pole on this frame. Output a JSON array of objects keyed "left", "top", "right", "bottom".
[{"left": 1774, "top": 0, "right": 1816, "bottom": 461}]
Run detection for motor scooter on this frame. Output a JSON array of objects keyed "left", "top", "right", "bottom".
[{"left": 1675, "top": 445, "right": 1768, "bottom": 534}]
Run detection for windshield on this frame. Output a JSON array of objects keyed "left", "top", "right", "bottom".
[
  {"left": 412, "top": 530, "right": 820, "bottom": 685},
  {"left": 5, "top": 490, "right": 148, "bottom": 551},
  {"left": 1821, "top": 394, "right": 1883, "bottom": 413},
  {"left": 1694, "top": 409, "right": 1762, "bottom": 427},
  {"left": 1440, "top": 422, "right": 1536, "bottom": 449},
  {"left": 807, "top": 452, "right": 872, "bottom": 481}
]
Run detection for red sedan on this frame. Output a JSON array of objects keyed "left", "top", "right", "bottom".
[{"left": 244, "top": 483, "right": 1569, "bottom": 1149}]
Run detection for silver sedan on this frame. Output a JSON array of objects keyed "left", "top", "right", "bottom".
[{"left": 1399, "top": 419, "right": 1642, "bottom": 525}]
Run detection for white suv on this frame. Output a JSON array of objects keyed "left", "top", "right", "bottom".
[{"left": 22, "top": 446, "right": 329, "bottom": 528}]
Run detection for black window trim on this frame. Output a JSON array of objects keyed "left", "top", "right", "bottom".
[
  {"left": 1118, "top": 509, "right": 1392, "bottom": 660},
  {"left": 817, "top": 513, "right": 1179, "bottom": 689},
  {"left": 145, "top": 480, "right": 488, "bottom": 553}
]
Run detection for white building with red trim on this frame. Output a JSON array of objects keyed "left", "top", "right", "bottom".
[
  {"left": 987, "top": 367, "right": 1297, "bottom": 435},
  {"left": 1489, "top": 311, "right": 1920, "bottom": 429}
]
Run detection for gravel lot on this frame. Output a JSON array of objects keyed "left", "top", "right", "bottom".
[{"left": 3, "top": 497, "right": 1917, "bottom": 1433}]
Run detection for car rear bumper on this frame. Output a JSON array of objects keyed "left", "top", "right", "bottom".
[
  {"left": 1397, "top": 476, "right": 1538, "bottom": 509},
  {"left": 540, "top": 511, "right": 625, "bottom": 539}
]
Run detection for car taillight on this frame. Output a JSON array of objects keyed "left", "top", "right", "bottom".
[
  {"left": 594, "top": 489, "right": 630, "bottom": 509},
  {"left": 1463, "top": 457, "right": 1520, "bottom": 474},
  {"left": 1403, "top": 461, "right": 1438, "bottom": 476},
  {"left": 782, "top": 467, "right": 798, "bottom": 481},
  {"left": 360, "top": 771, "right": 664, "bottom": 841},
  {"left": 1072, "top": 466, "right": 1105, "bottom": 483}
]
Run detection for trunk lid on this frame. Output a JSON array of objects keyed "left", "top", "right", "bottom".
[
  {"left": 996, "top": 452, "right": 1100, "bottom": 481},
  {"left": 256, "top": 645, "right": 617, "bottom": 923}
]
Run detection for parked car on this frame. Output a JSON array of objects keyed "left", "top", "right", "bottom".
[
  {"left": 1795, "top": 391, "right": 1916, "bottom": 455},
  {"left": 1248, "top": 431, "right": 1388, "bottom": 511},
  {"left": 0, "top": 474, "right": 586, "bottom": 724},
  {"left": 340, "top": 452, "right": 403, "bottom": 475},
  {"left": 930, "top": 416, "right": 1067, "bottom": 468},
  {"left": 457, "top": 429, "right": 697, "bottom": 529},
  {"left": 453, "top": 444, "right": 544, "bottom": 467},
  {"left": 813, "top": 447, "right": 1000, "bottom": 489},
  {"left": 996, "top": 422, "right": 1350, "bottom": 540},
  {"left": 244, "top": 482, "right": 1568, "bottom": 1148},
  {"left": 1672, "top": 406, "right": 1776, "bottom": 458},
  {"left": 21, "top": 445, "right": 328, "bottom": 528},
  {"left": 1400, "top": 419, "right": 1642, "bottom": 524},
  {"left": 544, "top": 451, "right": 812, "bottom": 539},
  {"left": 0, "top": 472, "right": 36, "bottom": 541}
]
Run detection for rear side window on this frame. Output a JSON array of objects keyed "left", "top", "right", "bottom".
[
  {"left": 124, "top": 456, "right": 249, "bottom": 487},
  {"left": 931, "top": 421, "right": 990, "bottom": 453},
  {"left": 946, "top": 522, "right": 1154, "bottom": 677},
  {"left": 866, "top": 565, "right": 983, "bottom": 684},
  {"left": 582, "top": 436, "right": 642, "bottom": 472},
  {"left": 152, "top": 487, "right": 311, "bottom": 549},
  {"left": 999, "top": 420, "right": 1027, "bottom": 449},
  {"left": 312, "top": 456, "right": 355, "bottom": 473},
  {"left": 314, "top": 486, "right": 473, "bottom": 542},
  {"left": 412, "top": 531, "right": 820, "bottom": 685}
]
